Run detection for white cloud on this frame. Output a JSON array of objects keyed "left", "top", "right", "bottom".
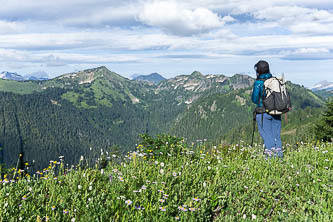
[
  {"left": 289, "top": 22, "right": 333, "bottom": 34},
  {"left": 137, "top": 1, "right": 229, "bottom": 36},
  {"left": 253, "top": 6, "right": 333, "bottom": 34},
  {"left": 0, "top": 20, "right": 26, "bottom": 33},
  {"left": 281, "top": 47, "right": 333, "bottom": 60}
]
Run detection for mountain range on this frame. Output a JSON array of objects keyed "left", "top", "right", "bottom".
[
  {"left": 0, "top": 66, "right": 326, "bottom": 169},
  {"left": 0, "top": 71, "right": 49, "bottom": 81}
]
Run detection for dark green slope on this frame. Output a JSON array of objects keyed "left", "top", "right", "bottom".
[
  {"left": 314, "top": 89, "right": 333, "bottom": 100},
  {"left": 170, "top": 82, "right": 325, "bottom": 145},
  {"left": 0, "top": 87, "right": 154, "bottom": 170},
  {"left": 0, "top": 67, "right": 158, "bottom": 169},
  {"left": 169, "top": 88, "right": 254, "bottom": 143}
]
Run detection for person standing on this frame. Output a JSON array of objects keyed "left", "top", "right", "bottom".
[{"left": 251, "top": 60, "right": 283, "bottom": 158}]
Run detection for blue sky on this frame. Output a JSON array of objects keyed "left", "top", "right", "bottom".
[{"left": 0, "top": 0, "right": 333, "bottom": 87}]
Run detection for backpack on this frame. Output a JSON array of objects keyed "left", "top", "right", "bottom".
[{"left": 259, "top": 77, "right": 292, "bottom": 115}]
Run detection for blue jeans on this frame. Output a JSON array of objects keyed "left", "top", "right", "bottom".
[{"left": 256, "top": 113, "right": 283, "bottom": 158}]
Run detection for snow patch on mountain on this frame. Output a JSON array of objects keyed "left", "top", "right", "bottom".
[{"left": 310, "top": 80, "right": 333, "bottom": 91}]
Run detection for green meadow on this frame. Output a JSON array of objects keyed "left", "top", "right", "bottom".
[{"left": 0, "top": 136, "right": 332, "bottom": 221}]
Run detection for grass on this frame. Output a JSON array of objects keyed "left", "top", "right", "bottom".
[
  {"left": 0, "top": 139, "right": 332, "bottom": 221},
  {"left": 0, "top": 79, "right": 42, "bottom": 94}
]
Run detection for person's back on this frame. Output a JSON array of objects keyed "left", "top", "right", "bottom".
[{"left": 251, "top": 60, "right": 283, "bottom": 158}]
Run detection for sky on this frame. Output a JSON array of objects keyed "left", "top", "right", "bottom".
[{"left": 0, "top": 0, "right": 333, "bottom": 87}]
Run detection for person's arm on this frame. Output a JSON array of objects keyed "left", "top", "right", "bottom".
[{"left": 251, "top": 81, "right": 261, "bottom": 105}]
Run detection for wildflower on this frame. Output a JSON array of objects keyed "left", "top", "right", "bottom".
[
  {"left": 244, "top": 186, "right": 248, "bottom": 189},
  {"left": 45, "top": 216, "right": 50, "bottom": 221},
  {"left": 118, "top": 177, "right": 124, "bottom": 182},
  {"left": 22, "top": 195, "right": 27, "bottom": 200},
  {"left": 19, "top": 217, "right": 23, "bottom": 221},
  {"left": 63, "top": 209, "right": 69, "bottom": 214},
  {"left": 125, "top": 200, "right": 132, "bottom": 206},
  {"left": 252, "top": 214, "right": 256, "bottom": 220},
  {"left": 163, "top": 194, "right": 169, "bottom": 198},
  {"left": 71, "top": 218, "right": 75, "bottom": 222},
  {"left": 173, "top": 172, "right": 177, "bottom": 177},
  {"left": 51, "top": 206, "right": 56, "bottom": 210},
  {"left": 154, "top": 161, "right": 159, "bottom": 165},
  {"left": 192, "top": 197, "right": 201, "bottom": 201},
  {"left": 141, "top": 185, "right": 147, "bottom": 190},
  {"left": 158, "top": 190, "right": 164, "bottom": 193},
  {"left": 101, "top": 169, "right": 104, "bottom": 174},
  {"left": 159, "top": 199, "right": 165, "bottom": 203},
  {"left": 243, "top": 214, "right": 246, "bottom": 219},
  {"left": 135, "top": 206, "right": 143, "bottom": 210},
  {"left": 175, "top": 216, "right": 180, "bottom": 220},
  {"left": 203, "top": 182, "right": 207, "bottom": 187},
  {"left": 189, "top": 208, "right": 196, "bottom": 212},
  {"left": 80, "top": 156, "right": 84, "bottom": 161},
  {"left": 160, "top": 162, "right": 165, "bottom": 167},
  {"left": 78, "top": 185, "right": 82, "bottom": 190},
  {"left": 89, "top": 186, "right": 93, "bottom": 191},
  {"left": 208, "top": 166, "right": 211, "bottom": 170},
  {"left": 159, "top": 207, "right": 166, "bottom": 211},
  {"left": 160, "top": 169, "right": 164, "bottom": 174}
]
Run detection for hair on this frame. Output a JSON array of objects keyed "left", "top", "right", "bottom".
[{"left": 254, "top": 60, "right": 270, "bottom": 75}]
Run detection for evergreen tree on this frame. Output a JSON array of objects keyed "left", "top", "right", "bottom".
[{"left": 315, "top": 100, "right": 333, "bottom": 142}]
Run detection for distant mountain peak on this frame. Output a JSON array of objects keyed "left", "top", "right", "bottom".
[
  {"left": 311, "top": 80, "right": 333, "bottom": 91},
  {"left": 190, "top": 71, "right": 203, "bottom": 76},
  {"left": 133, "top": 73, "right": 166, "bottom": 84},
  {"left": 0, "top": 71, "right": 25, "bottom": 81}
]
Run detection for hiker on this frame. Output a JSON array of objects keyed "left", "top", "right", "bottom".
[{"left": 251, "top": 60, "right": 283, "bottom": 158}]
